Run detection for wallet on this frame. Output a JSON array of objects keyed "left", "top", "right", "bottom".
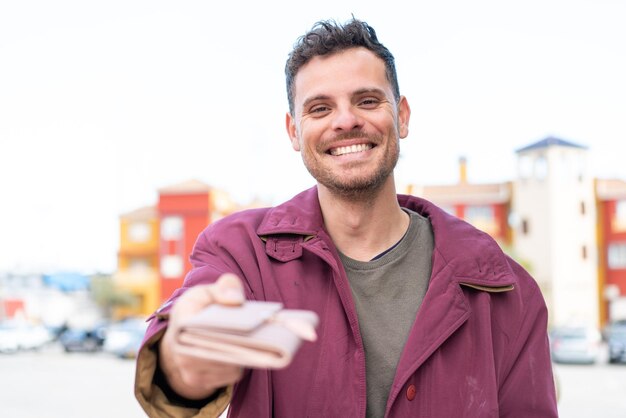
[{"left": 175, "top": 301, "right": 319, "bottom": 369}]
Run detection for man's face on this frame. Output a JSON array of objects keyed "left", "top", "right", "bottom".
[{"left": 286, "top": 47, "right": 410, "bottom": 199}]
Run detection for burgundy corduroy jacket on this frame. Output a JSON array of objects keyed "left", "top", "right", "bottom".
[{"left": 135, "top": 186, "right": 558, "bottom": 418}]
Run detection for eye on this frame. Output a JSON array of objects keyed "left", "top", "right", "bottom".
[
  {"left": 359, "top": 97, "right": 381, "bottom": 108},
  {"left": 308, "top": 105, "right": 331, "bottom": 115}
]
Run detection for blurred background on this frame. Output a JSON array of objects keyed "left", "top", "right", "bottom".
[{"left": 1, "top": 1, "right": 625, "bottom": 417}]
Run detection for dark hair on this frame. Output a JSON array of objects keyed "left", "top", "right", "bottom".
[{"left": 285, "top": 18, "right": 400, "bottom": 115}]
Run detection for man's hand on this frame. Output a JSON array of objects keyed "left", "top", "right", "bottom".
[{"left": 159, "top": 273, "right": 246, "bottom": 400}]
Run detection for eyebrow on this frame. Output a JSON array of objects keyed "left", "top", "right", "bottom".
[{"left": 353, "top": 87, "right": 387, "bottom": 97}]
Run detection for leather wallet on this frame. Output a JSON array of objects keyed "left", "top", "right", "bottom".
[{"left": 175, "top": 301, "right": 319, "bottom": 369}]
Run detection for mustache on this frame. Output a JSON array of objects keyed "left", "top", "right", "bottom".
[{"left": 330, "top": 130, "right": 382, "bottom": 143}]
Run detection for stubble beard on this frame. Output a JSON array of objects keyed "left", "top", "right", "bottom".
[{"left": 302, "top": 136, "right": 400, "bottom": 202}]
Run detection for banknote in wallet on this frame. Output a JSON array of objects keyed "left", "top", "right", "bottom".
[{"left": 175, "top": 301, "right": 319, "bottom": 369}]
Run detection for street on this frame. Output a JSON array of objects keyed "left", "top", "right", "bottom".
[
  {"left": 0, "top": 346, "right": 144, "bottom": 418},
  {"left": 0, "top": 345, "right": 624, "bottom": 417},
  {"left": 555, "top": 362, "right": 626, "bottom": 418}
]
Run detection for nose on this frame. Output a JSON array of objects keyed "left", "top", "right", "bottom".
[{"left": 331, "top": 104, "right": 363, "bottom": 132}]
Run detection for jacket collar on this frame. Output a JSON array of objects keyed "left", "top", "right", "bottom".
[
  {"left": 257, "top": 186, "right": 516, "bottom": 289},
  {"left": 397, "top": 194, "right": 516, "bottom": 290},
  {"left": 257, "top": 187, "right": 325, "bottom": 237}
]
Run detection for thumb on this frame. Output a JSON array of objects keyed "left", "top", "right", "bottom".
[{"left": 212, "top": 273, "right": 245, "bottom": 306}]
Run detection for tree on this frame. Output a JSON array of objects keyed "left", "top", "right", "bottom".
[{"left": 90, "top": 274, "right": 138, "bottom": 318}]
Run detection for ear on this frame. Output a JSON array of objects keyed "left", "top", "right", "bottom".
[
  {"left": 397, "top": 96, "right": 411, "bottom": 139},
  {"left": 285, "top": 112, "right": 301, "bottom": 151}
]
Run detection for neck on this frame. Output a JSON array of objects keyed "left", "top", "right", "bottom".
[{"left": 318, "top": 176, "right": 410, "bottom": 261}]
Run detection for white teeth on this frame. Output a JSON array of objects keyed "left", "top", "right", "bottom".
[{"left": 330, "top": 143, "right": 372, "bottom": 156}]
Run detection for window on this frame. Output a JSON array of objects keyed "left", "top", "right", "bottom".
[
  {"left": 617, "top": 200, "right": 626, "bottom": 222},
  {"left": 465, "top": 205, "right": 497, "bottom": 236},
  {"left": 608, "top": 243, "right": 626, "bottom": 269},
  {"left": 522, "top": 219, "right": 530, "bottom": 235},
  {"left": 465, "top": 205, "right": 494, "bottom": 223},
  {"left": 161, "top": 216, "right": 183, "bottom": 240},
  {"left": 128, "top": 222, "right": 151, "bottom": 242},
  {"left": 612, "top": 200, "right": 626, "bottom": 232},
  {"left": 572, "top": 153, "right": 586, "bottom": 182},
  {"left": 129, "top": 258, "right": 150, "bottom": 271},
  {"left": 534, "top": 156, "right": 548, "bottom": 180},
  {"left": 519, "top": 155, "right": 533, "bottom": 180},
  {"left": 161, "top": 255, "right": 184, "bottom": 278}
]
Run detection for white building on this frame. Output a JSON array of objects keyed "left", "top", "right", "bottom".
[{"left": 512, "top": 137, "right": 599, "bottom": 327}]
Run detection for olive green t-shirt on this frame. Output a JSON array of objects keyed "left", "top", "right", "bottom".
[{"left": 338, "top": 209, "right": 434, "bottom": 418}]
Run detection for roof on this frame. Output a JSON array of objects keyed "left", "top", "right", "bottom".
[
  {"left": 408, "top": 182, "right": 512, "bottom": 206},
  {"left": 596, "top": 178, "right": 626, "bottom": 200},
  {"left": 158, "top": 179, "right": 212, "bottom": 195},
  {"left": 515, "top": 136, "right": 587, "bottom": 153},
  {"left": 120, "top": 205, "right": 157, "bottom": 221}
]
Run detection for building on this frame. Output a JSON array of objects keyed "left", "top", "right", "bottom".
[
  {"left": 116, "top": 139, "right": 626, "bottom": 328},
  {"left": 157, "top": 179, "right": 238, "bottom": 303},
  {"left": 113, "top": 206, "right": 160, "bottom": 319},
  {"left": 0, "top": 298, "right": 26, "bottom": 320},
  {"left": 405, "top": 157, "right": 512, "bottom": 247},
  {"left": 114, "top": 180, "right": 240, "bottom": 317},
  {"left": 405, "top": 137, "right": 602, "bottom": 328},
  {"left": 596, "top": 178, "right": 626, "bottom": 323},
  {"left": 512, "top": 137, "right": 599, "bottom": 328}
]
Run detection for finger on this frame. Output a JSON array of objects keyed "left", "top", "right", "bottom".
[
  {"left": 170, "top": 274, "right": 245, "bottom": 323},
  {"left": 212, "top": 273, "right": 245, "bottom": 306},
  {"left": 170, "top": 285, "right": 216, "bottom": 323}
]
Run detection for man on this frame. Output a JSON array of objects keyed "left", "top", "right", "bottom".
[{"left": 135, "top": 18, "right": 558, "bottom": 417}]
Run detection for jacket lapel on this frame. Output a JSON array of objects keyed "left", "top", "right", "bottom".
[{"left": 386, "top": 195, "right": 517, "bottom": 409}]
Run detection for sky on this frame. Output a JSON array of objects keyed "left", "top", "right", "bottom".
[{"left": 1, "top": 0, "right": 625, "bottom": 274}]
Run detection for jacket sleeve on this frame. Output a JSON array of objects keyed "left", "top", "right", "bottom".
[
  {"left": 134, "top": 226, "right": 246, "bottom": 417},
  {"left": 497, "top": 261, "right": 559, "bottom": 417},
  {"left": 134, "top": 316, "right": 233, "bottom": 418}
]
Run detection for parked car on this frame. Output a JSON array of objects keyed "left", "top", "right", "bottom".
[
  {"left": 606, "top": 320, "right": 626, "bottom": 364},
  {"left": 0, "top": 321, "right": 53, "bottom": 352},
  {"left": 20, "top": 323, "right": 53, "bottom": 350},
  {"left": 103, "top": 317, "right": 148, "bottom": 359},
  {"left": 59, "top": 325, "right": 106, "bottom": 353},
  {"left": 550, "top": 326, "right": 601, "bottom": 364},
  {"left": 0, "top": 322, "right": 20, "bottom": 353}
]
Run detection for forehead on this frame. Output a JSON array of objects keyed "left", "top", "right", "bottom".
[{"left": 292, "top": 47, "right": 391, "bottom": 105}]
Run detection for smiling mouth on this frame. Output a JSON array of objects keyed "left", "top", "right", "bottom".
[{"left": 329, "top": 143, "right": 373, "bottom": 156}]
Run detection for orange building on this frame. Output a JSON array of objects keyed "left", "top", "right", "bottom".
[
  {"left": 113, "top": 205, "right": 160, "bottom": 318},
  {"left": 114, "top": 180, "right": 245, "bottom": 317}
]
